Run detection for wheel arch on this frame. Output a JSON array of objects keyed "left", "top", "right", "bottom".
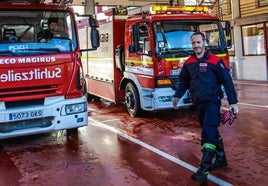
[
  {"left": 119, "top": 72, "right": 144, "bottom": 116},
  {"left": 119, "top": 72, "right": 143, "bottom": 98}
]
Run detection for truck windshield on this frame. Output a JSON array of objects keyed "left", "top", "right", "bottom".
[
  {"left": 0, "top": 10, "right": 77, "bottom": 55},
  {"left": 153, "top": 20, "right": 226, "bottom": 57}
]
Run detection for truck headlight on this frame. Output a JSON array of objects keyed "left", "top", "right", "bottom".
[{"left": 65, "top": 102, "right": 87, "bottom": 115}]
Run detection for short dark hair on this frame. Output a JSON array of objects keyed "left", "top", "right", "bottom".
[
  {"left": 191, "top": 32, "right": 206, "bottom": 41},
  {"left": 47, "top": 17, "right": 58, "bottom": 25}
]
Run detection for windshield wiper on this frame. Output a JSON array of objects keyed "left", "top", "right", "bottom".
[
  {"left": 166, "top": 48, "right": 192, "bottom": 56},
  {"left": 0, "top": 50, "right": 16, "bottom": 56},
  {"left": 0, "top": 48, "right": 62, "bottom": 56},
  {"left": 18, "top": 48, "right": 62, "bottom": 53}
]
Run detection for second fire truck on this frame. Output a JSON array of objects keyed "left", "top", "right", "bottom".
[{"left": 81, "top": 4, "right": 231, "bottom": 116}]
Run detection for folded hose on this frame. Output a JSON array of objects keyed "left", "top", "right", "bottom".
[{"left": 221, "top": 108, "right": 237, "bottom": 125}]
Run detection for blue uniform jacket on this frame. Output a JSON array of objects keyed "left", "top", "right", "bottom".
[{"left": 174, "top": 50, "right": 238, "bottom": 104}]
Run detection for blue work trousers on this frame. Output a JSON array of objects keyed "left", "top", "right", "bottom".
[{"left": 195, "top": 97, "right": 221, "bottom": 146}]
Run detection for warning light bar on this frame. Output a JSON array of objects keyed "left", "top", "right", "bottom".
[
  {"left": 152, "top": 5, "right": 209, "bottom": 13},
  {"left": 128, "top": 5, "right": 209, "bottom": 15}
]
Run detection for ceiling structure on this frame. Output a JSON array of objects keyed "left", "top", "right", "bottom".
[
  {"left": 70, "top": 0, "right": 217, "bottom": 7},
  {"left": 0, "top": 0, "right": 217, "bottom": 7}
]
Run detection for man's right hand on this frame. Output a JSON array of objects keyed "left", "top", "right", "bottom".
[
  {"left": 172, "top": 97, "right": 179, "bottom": 109},
  {"left": 230, "top": 104, "right": 239, "bottom": 114}
]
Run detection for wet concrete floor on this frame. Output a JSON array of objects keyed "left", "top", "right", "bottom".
[{"left": 0, "top": 80, "right": 267, "bottom": 186}]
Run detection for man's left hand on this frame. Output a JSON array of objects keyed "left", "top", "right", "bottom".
[{"left": 172, "top": 97, "right": 179, "bottom": 109}]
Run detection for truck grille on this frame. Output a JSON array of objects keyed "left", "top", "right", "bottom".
[
  {"left": 170, "top": 77, "right": 179, "bottom": 90},
  {"left": 5, "top": 99, "right": 44, "bottom": 109},
  {"left": 0, "top": 117, "right": 54, "bottom": 133},
  {"left": 0, "top": 85, "right": 58, "bottom": 100}
]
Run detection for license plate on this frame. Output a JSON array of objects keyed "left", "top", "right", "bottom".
[
  {"left": 9, "top": 110, "right": 43, "bottom": 121},
  {"left": 170, "top": 69, "right": 180, "bottom": 75}
]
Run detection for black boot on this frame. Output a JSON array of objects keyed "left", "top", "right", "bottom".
[
  {"left": 210, "top": 139, "right": 228, "bottom": 171},
  {"left": 191, "top": 144, "right": 216, "bottom": 183}
]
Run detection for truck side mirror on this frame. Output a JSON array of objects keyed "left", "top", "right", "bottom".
[
  {"left": 225, "top": 20, "right": 232, "bottom": 48},
  {"left": 129, "top": 23, "right": 140, "bottom": 53},
  {"left": 91, "top": 28, "right": 100, "bottom": 49},
  {"left": 129, "top": 44, "right": 136, "bottom": 53},
  {"left": 227, "top": 39, "right": 232, "bottom": 49},
  {"left": 89, "top": 16, "right": 99, "bottom": 49},
  {"left": 132, "top": 23, "right": 140, "bottom": 46},
  {"left": 225, "top": 20, "right": 231, "bottom": 36}
]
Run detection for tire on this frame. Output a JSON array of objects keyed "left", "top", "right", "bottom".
[
  {"left": 86, "top": 93, "right": 101, "bottom": 102},
  {"left": 66, "top": 128, "right": 78, "bottom": 135},
  {"left": 125, "top": 82, "right": 141, "bottom": 116},
  {"left": 86, "top": 93, "right": 95, "bottom": 102}
]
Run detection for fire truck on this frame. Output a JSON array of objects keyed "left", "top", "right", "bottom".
[
  {"left": 81, "top": 4, "right": 231, "bottom": 116},
  {"left": 0, "top": 0, "right": 99, "bottom": 139}
]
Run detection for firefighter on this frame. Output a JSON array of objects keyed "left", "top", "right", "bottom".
[
  {"left": 38, "top": 17, "right": 59, "bottom": 42},
  {"left": 172, "top": 32, "right": 239, "bottom": 183}
]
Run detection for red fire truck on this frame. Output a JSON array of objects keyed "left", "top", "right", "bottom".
[
  {"left": 0, "top": 0, "right": 99, "bottom": 139},
  {"left": 81, "top": 5, "right": 231, "bottom": 116}
]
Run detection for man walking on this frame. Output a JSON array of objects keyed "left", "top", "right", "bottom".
[{"left": 172, "top": 32, "right": 239, "bottom": 183}]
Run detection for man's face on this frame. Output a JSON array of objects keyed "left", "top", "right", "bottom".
[
  {"left": 191, "top": 34, "right": 205, "bottom": 56},
  {"left": 49, "top": 22, "right": 57, "bottom": 32}
]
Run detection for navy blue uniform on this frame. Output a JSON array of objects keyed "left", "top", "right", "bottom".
[
  {"left": 174, "top": 50, "right": 238, "bottom": 145},
  {"left": 37, "top": 29, "right": 54, "bottom": 41}
]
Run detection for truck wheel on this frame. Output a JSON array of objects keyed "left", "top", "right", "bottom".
[
  {"left": 125, "top": 82, "right": 141, "bottom": 116},
  {"left": 86, "top": 93, "right": 94, "bottom": 102},
  {"left": 67, "top": 128, "right": 78, "bottom": 134},
  {"left": 87, "top": 93, "right": 100, "bottom": 102}
]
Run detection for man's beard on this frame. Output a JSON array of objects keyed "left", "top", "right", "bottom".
[{"left": 194, "top": 46, "right": 205, "bottom": 55}]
